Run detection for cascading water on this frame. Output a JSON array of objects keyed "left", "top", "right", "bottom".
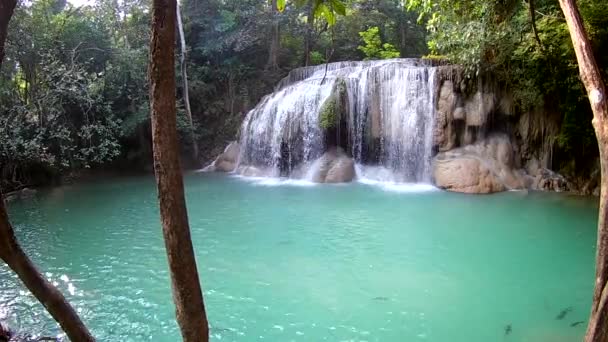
[{"left": 237, "top": 59, "right": 438, "bottom": 183}]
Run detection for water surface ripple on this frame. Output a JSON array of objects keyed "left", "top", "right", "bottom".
[{"left": 0, "top": 173, "right": 599, "bottom": 341}]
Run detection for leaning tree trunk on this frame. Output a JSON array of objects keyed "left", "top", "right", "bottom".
[
  {"left": 176, "top": 3, "right": 198, "bottom": 162},
  {"left": 557, "top": 0, "right": 608, "bottom": 341},
  {"left": 0, "top": 1, "right": 95, "bottom": 341},
  {"left": 0, "top": 204, "right": 95, "bottom": 341},
  {"left": 149, "top": 0, "right": 209, "bottom": 341}
]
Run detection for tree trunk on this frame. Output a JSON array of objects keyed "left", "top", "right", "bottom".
[
  {"left": 0, "top": 1, "right": 95, "bottom": 341},
  {"left": 266, "top": 0, "right": 280, "bottom": 71},
  {"left": 303, "top": 0, "right": 314, "bottom": 66},
  {"left": 0, "top": 203, "right": 95, "bottom": 341},
  {"left": 149, "top": 0, "right": 209, "bottom": 341},
  {"left": 557, "top": 1, "right": 608, "bottom": 341},
  {"left": 0, "top": 0, "right": 16, "bottom": 64},
  {"left": 176, "top": 2, "right": 198, "bottom": 162},
  {"left": 528, "top": 0, "right": 543, "bottom": 50}
]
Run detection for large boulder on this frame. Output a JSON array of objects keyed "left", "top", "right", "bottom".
[
  {"left": 433, "top": 156, "right": 505, "bottom": 194},
  {"left": 311, "top": 148, "right": 356, "bottom": 183},
  {"left": 432, "top": 135, "right": 526, "bottom": 194},
  {"left": 207, "top": 141, "right": 240, "bottom": 172}
]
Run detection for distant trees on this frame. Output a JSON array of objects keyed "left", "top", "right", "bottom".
[{"left": 358, "top": 26, "right": 400, "bottom": 60}]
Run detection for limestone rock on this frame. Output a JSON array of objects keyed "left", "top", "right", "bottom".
[
  {"left": 532, "top": 169, "right": 570, "bottom": 192},
  {"left": 433, "top": 80, "right": 458, "bottom": 151},
  {"left": 311, "top": 148, "right": 355, "bottom": 183},
  {"left": 433, "top": 156, "right": 505, "bottom": 194},
  {"left": 326, "top": 157, "right": 355, "bottom": 183},
  {"left": 207, "top": 141, "right": 240, "bottom": 172},
  {"left": 453, "top": 107, "right": 465, "bottom": 120},
  {"left": 465, "top": 92, "right": 495, "bottom": 127},
  {"left": 432, "top": 135, "right": 525, "bottom": 194}
]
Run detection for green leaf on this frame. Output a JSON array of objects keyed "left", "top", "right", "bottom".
[
  {"left": 277, "top": 0, "right": 286, "bottom": 12},
  {"left": 329, "top": 0, "right": 346, "bottom": 15}
]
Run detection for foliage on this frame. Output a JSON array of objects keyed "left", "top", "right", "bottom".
[
  {"left": 0, "top": 0, "right": 429, "bottom": 189},
  {"left": 407, "top": 0, "right": 608, "bottom": 175},
  {"left": 358, "top": 26, "right": 400, "bottom": 60}
]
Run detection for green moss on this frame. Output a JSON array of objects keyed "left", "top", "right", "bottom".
[
  {"left": 319, "top": 98, "right": 338, "bottom": 129},
  {"left": 319, "top": 79, "right": 347, "bottom": 130}
]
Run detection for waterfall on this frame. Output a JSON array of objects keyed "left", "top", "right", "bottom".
[{"left": 237, "top": 59, "right": 438, "bottom": 183}]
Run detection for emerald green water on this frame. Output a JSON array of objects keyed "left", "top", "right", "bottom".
[{"left": 0, "top": 173, "right": 599, "bottom": 341}]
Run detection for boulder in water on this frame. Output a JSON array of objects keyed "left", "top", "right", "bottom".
[
  {"left": 311, "top": 148, "right": 355, "bottom": 183},
  {"left": 206, "top": 142, "right": 240, "bottom": 172}
]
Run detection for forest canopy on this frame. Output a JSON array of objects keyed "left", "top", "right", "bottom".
[
  {"left": 0, "top": 0, "right": 427, "bottom": 191},
  {"left": 1, "top": 0, "right": 607, "bottom": 191}
]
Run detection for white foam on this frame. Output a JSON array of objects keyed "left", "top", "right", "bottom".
[
  {"left": 355, "top": 164, "right": 437, "bottom": 193},
  {"left": 232, "top": 174, "right": 317, "bottom": 187}
]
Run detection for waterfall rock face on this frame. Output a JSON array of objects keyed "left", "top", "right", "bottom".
[
  {"left": 207, "top": 59, "right": 569, "bottom": 194},
  {"left": 236, "top": 59, "right": 438, "bottom": 183}
]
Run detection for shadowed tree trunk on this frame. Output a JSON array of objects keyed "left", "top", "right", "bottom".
[
  {"left": 0, "top": 0, "right": 16, "bottom": 64},
  {"left": 149, "top": 0, "right": 209, "bottom": 340},
  {"left": 303, "top": 0, "right": 314, "bottom": 66},
  {"left": 176, "top": 2, "right": 198, "bottom": 162},
  {"left": 0, "top": 1, "right": 94, "bottom": 341},
  {"left": 266, "top": 0, "right": 280, "bottom": 71},
  {"left": 557, "top": 0, "right": 608, "bottom": 341}
]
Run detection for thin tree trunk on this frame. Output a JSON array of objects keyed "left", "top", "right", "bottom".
[
  {"left": 176, "top": 2, "right": 198, "bottom": 162},
  {"left": 528, "top": 0, "right": 543, "bottom": 50},
  {"left": 557, "top": 1, "right": 608, "bottom": 341},
  {"left": 149, "top": 0, "right": 209, "bottom": 341},
  {"left": 266, "top": 0, "right": 280, "bottom": 71},
  {"left": 0, "top": 1, "right": 95, "bottom": 341},
  {"left": 303, "top": 0, "right": 314, "bottom": 66}
]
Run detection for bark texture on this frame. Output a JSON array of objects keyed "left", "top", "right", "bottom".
[
  {"left": 149, "top": 0, "right": 210, "bottom": 340},
  {"left": 0, "top": 1, "right": 95, "bottom": 341},
  {"left": 176, "top": 3, "right": 198, "bottom": 161},
  {"left": 557, "top": 0, "right": 608, "bottom": 341}
]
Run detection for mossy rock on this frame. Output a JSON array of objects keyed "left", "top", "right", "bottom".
[{"left": 318, "top": 78, "right": 347, "bottom": 130}]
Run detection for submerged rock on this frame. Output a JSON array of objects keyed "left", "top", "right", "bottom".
[{"left": 311, "top": 148, "right": 355, "bottom": 183}]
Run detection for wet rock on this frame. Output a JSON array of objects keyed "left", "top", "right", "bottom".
[
  {"left": 433, "top": 156, "right": 505, "bottom": 194},
  {"left": 532, "top": 169, "right": 570, "bottom": 192},
  {"left": 207, "top": 141, "right": 240, "bottom": 172},
  {"left": 311, "top": 148, "right": 355, "bottom": 183},
  {"left": 464, "top": 92, "right": 495, "bottom": 127},
  {"left": 432, "top": 135, "right": 526, "bottom": 194}
]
